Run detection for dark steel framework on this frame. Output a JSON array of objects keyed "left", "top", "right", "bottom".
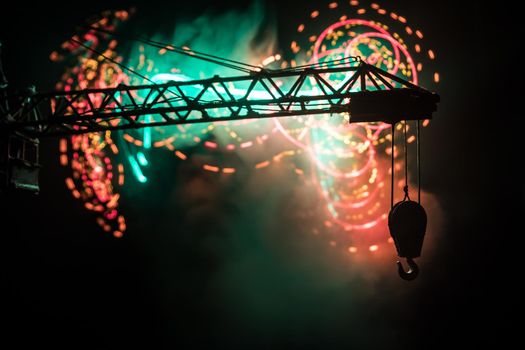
[
  {"left": 2, "top": 62, "right": 439, "bottom": 137},
  {"left": 0, "top": 42, "right": 440, "bottom": 279}
]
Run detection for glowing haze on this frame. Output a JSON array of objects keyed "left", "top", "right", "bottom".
[{"left": 51, "top": 0, "right": 441, "bottom": 268}]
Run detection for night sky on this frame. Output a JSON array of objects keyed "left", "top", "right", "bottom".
[{"left": 1, "top": 1, "right": 522, "bottom": 349}]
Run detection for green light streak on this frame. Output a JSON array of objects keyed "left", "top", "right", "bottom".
[
  {"left": 137, "top": 152, "right": 149, "bottom": 166},
  {"left": 128, "top": 155, "right": 148, "bottom": 183},
  {"left": 143, "top": 124, "right": 152, "bottom": 149}
]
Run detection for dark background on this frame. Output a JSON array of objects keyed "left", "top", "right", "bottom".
[{"left": 1, "top": 1, "right": 522, "bottom": 349}]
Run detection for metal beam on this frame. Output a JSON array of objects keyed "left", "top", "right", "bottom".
[{"left": 2, "top": 63, "right": 439, "bottom": 137}]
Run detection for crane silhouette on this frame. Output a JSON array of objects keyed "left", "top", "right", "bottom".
[{"left": 0, "top": 26, "right": 440, "bottom": 280}]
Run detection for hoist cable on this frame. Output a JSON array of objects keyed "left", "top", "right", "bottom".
[
  {"left": 417, "top": 120, "right": 421, "bottom": 204},
  {"left": 391, "top": 123, "right": 395, "bottom": 209},
  {"left": 403, "top": 121, "right": 410, "bottom": 201}
]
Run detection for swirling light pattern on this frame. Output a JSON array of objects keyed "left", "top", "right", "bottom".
[
  {"left": 52, "top": 11, "right": 130, "bottom": 238},
  {"left": 275, "top": 1, "right": 439, "bottom": 255},
  {"left": 52, "top": 1, "right": 439, "bottom": 256}
]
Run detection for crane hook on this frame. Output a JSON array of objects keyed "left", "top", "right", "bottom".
[{"left": 397, "top": 258, "right": 419, "bottom": 281}]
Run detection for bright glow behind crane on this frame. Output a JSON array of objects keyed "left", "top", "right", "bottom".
[{"left": 52, "top": 1, "right": 439, "bottom": 259}]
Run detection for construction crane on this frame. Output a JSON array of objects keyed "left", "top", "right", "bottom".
[
  {"left": 1, "top": 50, "right": 438, "bottom": 185},
  {"left": 0, "top": 34, "right": 439, "bottom": 279},
  {"left": 3, "top": 60, "right": 438, "bottom": 137}
]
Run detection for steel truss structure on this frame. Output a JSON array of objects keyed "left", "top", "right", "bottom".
[{"left": 2, "top": 62, "right": 439, "bottom": 137}]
